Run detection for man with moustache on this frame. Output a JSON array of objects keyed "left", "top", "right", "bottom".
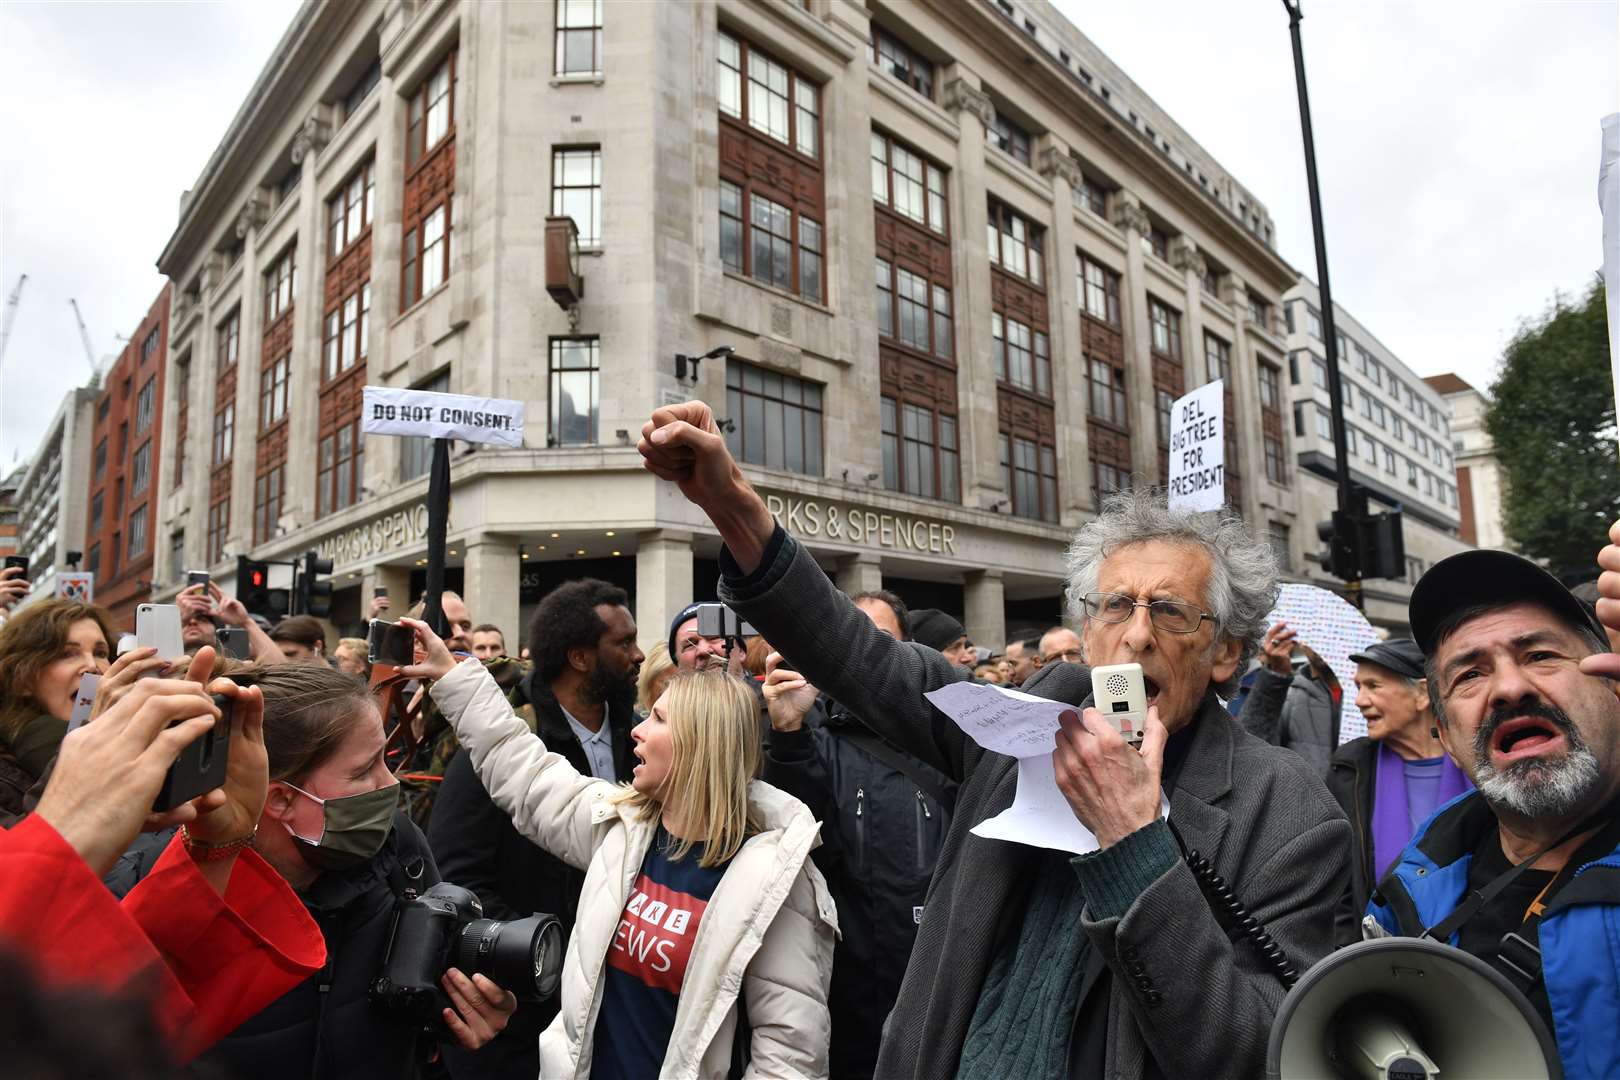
[
  {"left": 428, "top": 579, "right": 643, "bottom": 1080},
  {"left": 1368, "top": 548, "right": 1620, "bottom": 1079}
]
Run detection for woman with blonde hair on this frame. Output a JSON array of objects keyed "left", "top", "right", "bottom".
[
  {"left": 635, "top": 639, "right": 677, "bottom": 716},
  {"left": 401, "top": 616, "right": 836, "bottom": 1080}
]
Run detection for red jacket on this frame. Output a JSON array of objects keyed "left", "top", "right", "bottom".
[{"left": 0, "top": 814, "right": 326, "bottom": 1060}]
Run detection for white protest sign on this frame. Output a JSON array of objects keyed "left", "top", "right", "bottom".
[
  {"left": 55, "top": 571, "right": 94, "bottom": 603},
  {"left": 1264, "top": 582, "right": 1380, "bottom": 743},
  {"left": 362, "top": 386, "right": 525, "bottom": 448},
  {"left": 923, "top": 681, "right": 1168, "bottom": 854},
  {"left": 1167, "top": 380, "right": 1225, "bottom": 513}
]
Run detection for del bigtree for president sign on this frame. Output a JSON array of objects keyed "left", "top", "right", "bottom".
[{"left": 1166, "top": 380, "right": 1225, "bottom": 513}]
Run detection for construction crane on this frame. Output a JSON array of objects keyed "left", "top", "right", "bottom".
[
  {"left": 68, "top": 298, "right": 98, "bottom": 375},
  {"left": 0, "top": 274, "right": 25, "bottom": 367}
]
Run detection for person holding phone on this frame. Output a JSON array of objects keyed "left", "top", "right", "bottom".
[
  {"left": 179, "top": 582, "right": 285, "bottom": 663},
  {"left": 0, "top": 560, "right": 30, "bottom": 618},
  {"left": 0, "top": 599, "right": 119, "bottom": 822},
  {"left": 402, "top": 615, "right": 837, "bottom": 1079}
]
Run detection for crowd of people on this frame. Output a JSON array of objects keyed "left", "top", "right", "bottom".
[{"left": 0, "top": 396, "right": 1614, "bottom": 1079}]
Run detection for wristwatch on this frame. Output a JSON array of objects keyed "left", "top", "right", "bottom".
[{"left": 181, "top": 824, "right": 256, "bottom": 861}]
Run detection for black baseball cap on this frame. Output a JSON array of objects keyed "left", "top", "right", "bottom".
[
  {"left": 1348, "top": 638, "right": 1426, "bottom": 680},
  {"left": 1409, "top": 549, "right": 1609, "bottom": 656}
]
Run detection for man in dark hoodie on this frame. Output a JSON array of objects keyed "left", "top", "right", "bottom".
[
  {"left": 427, "top": 578, "right": 642, "bottom": 1080},
  {"left": 910, "top": 608, "right": 976, "bottom": 673}
]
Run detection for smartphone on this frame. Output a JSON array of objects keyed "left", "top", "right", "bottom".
[
  {"left": 368, "top": 618, "right": 415, "bottom": 666},
  {"left": 695, "top": 602, "right": 754, "bottom": 639},
  {"left": 373, "top": 586, "right": 389, "bottom": 599},
  {"left": 151, "top": 693, "right": 234, "bottom": 812},
  {"left": 3, "top": 555, "right": 27, "bottom": 576},
  {"left": 68, "top": 673, "right": 100, "bottom": 733},
  {"left": 1091, "top": 662, "right": 1148, "bottom": 748},
  {"left": 135, "top": 603, "right": 185, "bottom": 664},
  {"left": 215, "top": 626, "right": 252, "bottom": 660},
  {"left": 187, "top": 570, "right": 211, "bottom": 593}
]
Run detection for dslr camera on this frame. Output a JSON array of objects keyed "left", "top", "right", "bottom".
[{"left": 372, "top": 882, "right": 563, "bottom": 1028}]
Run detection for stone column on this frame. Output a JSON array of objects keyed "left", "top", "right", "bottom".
[
  {"left": 1111, "top": 189, "right": 1158, "bottom": 484},
  {"left": 286, "top": 110, "right": 333, "bottom": 529},
  {"left": 461, "top": 533, "right": 521, "bottom": 648},
  {"left": 635, "top": 529, "right": 694, "bottom": 653},
  {"left": 835, "top": 552, "right": 883, "bottom": 596},
  {"left": 1170, "top": 236, "right": 1209, "bottom": 384},
  {"left": 941, "top": 70, "right": 1004, "bottom": 509},
  {"left": 1036, "top": 140, "right": 1092, "bottom": 522},
  {"left": 963, "top": 568, "right": 1006, "bottom": 651},
  {"left": 230, "top": 193, "right": 268, "bottom": 562},
  {"left": 1222, "top": 272, "right": 1263, "bottom": 524}
]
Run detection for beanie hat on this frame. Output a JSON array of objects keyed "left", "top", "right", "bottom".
[
  {"left": 667, "top": 602, "right": 705, "bottom": 658},
  {"left": 910, "top": 608, "right": 967, "bottom": 652}
]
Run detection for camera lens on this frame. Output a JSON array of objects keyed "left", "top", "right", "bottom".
[{"left": 455, "top": 914, "right": 564, "bottom": 1000}]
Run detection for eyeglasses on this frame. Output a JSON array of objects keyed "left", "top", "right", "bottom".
[
  {"left": 1082, "top": 591, "right": 1215, "bottom": 635},
  {"left": 1043, "top": 648, "right": 1084, "bottom": 664}
]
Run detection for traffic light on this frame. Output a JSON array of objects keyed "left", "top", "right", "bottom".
[
  {"left": 1315, "top": 498, "right": 1406, "bottom": 583},
  {"left": 296, "top": 550, "right": 334, "bottom": 618},
  {"left": 237, "top": 556, "right": 273, "bottom": 619}
]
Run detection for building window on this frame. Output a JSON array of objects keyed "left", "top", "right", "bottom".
[
  {"left": 1148, "top": 297, "right": 1181, "bottom": 359},
  {"left": 725, "top": 361, "right": 823, "bottom": 476},
  {"left": 131, "top": 443, "right": 150, "bottom": 497},
  {"left": 86, "top": 543, "right": 100, "bottom": 578},
  {"left": 989, "top": 110, "right": 1031, "bottom": 165},
  {"left": 1247, "top": 292, "right": 1270, "bottom": 329},
  {"left": 987, "top": 200, "right": 1043, "bottom": 284},
  {"left": 718, "top": 31, "right": 819, "bottom": 159},
  {"left": 111, "top": 533, "right": 121, "bottom": 577},
  {"left": 127, "top": 505, "right": 148, "bottom": 560},
  {"left": 134, "top": 377, "right": 156, "bottom": 436},
  {"left": 1092, "top": 458, "right": 1131, "bottom": 505},
  {"left": 717, "top": 180, "right": 823, "bottom": 302},
  {"left": 217, "top": 309, "right": 239, "bottom": 370},
  {"left": 90, "top": 491, "right": 103, "bottom": 535},
  {"left": 872, "top": 25, "right": 934, "bottom": 99},
  {"left": 1316, "top": 407, "right": 1335, "bottom": 442},
  {"left": 992, "top": 313, "right": 1050, "bottom": 397},
  {"left": 1264, "top": 436, "right": 1286, "bottom": 483},
  {"left": 323, "top": 283, "right": 370, "bottom": 381},
  {"left": 1078, "top": 175, "right": 1109, "bottom": 216},
  {"left": 94, "top": 438, "right": 107, "bottom": 483},
  {"left": 870, "top": 131, "right": 947, "bottom": 234},
  {"left": 212, "top": 402, "right": 234, "bottom": 465},
  {"left": 1000, "top": 432, "right": 1057, "bottom": 522},
  {"left": 1088, "top": 359, "right": 1128, "bottom": 426},
  {"left": 881, "top": 397, "right": 958, "bottom": 501},
  {"left": 551, "top": 146, "right": 602, "bottom": 246},
  {"left": 1363, "top": 434, "right": 1379, "bottom": 465},
  {"left": 1079, "top": 253, "right": 1121, "bottom": 326},
  {"left": 259, "top": 354, "right": 291, "bottom": 429},
  {"left": 404, "top": 200, "right": 452, "bottom": 307},
  {"left": 400, "top": 372, "right": 451, "bottom": 481},
  {"left": 1258, "top": 363, "right": 1280, "bottom": 410},
  {"left": 342, "top": 58, "right": 381, "bottom": 119},
  {"left": 876, "top": 260, "right": 953, "bottom": 360},
  {"left": 407, "top": 51, "right": 455, "bottom": 167},
  {"left": 1268, "top": 523, "right": 1292, "bottom": 573},
  {"left": 140, "top": 326, "right": 161, "bottom": 364},
  {"left": 118, "top": 422, "right": 128, "bottom": 461},
  {"left": 549, "top": 337, "right": 599, "bottom": 446},
  {"left": 327, "top": 159, "right": 374, "bottom": 258},
  {"left": 1145, "top": 223, "right": 1170, "bottom": 262},
  {"left": 554, "top": 0, "right": 603, "bottom": 77},
  {"left": 205, "top": 499, "right": 229, "bottom": 565},
  {"left": 263, "top": 248, "right": 295, "bottom": 324},
  {"left": 1205, "top": 334, "right": 1231, "bottom": 384},
  {"left": 1305, "top": 305, "right": 1323, "bottom": 339},
  {"left": 317, "top": 419, "right": 363, "bottom": 519},
  {"left": 252, "top": 463, "right": 284, "bottom": 545},
  {"left": 169, "top": 531, "right": 185, "bottom": 582}
]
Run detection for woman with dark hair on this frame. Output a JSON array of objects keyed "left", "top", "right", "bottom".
[
  {"left": 112, "top": 662, "right": 518, "bottom": 1079},
  {"left": 0, "top": 598, "right": 120, "bottom": 820}
]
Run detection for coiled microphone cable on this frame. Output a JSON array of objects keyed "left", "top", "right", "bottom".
[{"left": 1166, "top": 819, "right": 1298, "bottom": 989}]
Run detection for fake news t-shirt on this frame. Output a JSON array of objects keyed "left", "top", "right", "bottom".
[{"left": 592, "top": 826, "right": 731, "bottom": 1080}]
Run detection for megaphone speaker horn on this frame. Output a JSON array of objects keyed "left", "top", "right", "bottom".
[{"left": 1266, "top": 936, "right": 1563, "bottom": 1080}]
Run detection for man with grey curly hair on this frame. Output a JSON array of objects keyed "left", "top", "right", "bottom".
[{"left": 638, "top": 402, "right": 1351, "bottom": 1080}]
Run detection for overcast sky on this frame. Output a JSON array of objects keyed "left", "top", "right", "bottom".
[{"left": 1, "top": 0, "right": 1615, "bottom": 471}]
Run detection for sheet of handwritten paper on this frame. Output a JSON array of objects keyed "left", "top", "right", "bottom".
[{"left": 924, "top": 681, "right": 1168, "bottom": 854}]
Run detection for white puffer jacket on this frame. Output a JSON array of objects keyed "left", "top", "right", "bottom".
[{"left": 430, "top": 660, "right": 838, "bottom": 1079}]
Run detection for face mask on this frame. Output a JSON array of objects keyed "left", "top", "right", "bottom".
[{"left": 280, "top": 780, "right": 399, "bottom": 870}]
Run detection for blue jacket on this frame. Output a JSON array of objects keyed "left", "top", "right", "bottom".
[{"left": 1368, "top": 791, "right": 1620, "bottom": 1080}]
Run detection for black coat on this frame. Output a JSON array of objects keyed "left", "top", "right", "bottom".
[
  {"left": 764, "top": 697, "right": 955, "bottom": 1080},
  {"left": 427, "top": 673, "right": 637, "bottom": 1080},
  {"left": 109, "top": 809, "right": 441, "bottom": 1080},
  {"left": 1324, "top": 736, "right": 1380, "bottom": 946}
]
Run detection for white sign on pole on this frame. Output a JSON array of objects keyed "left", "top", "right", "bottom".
[
  {"left": 362, "top": 386, "right": 525, "bottom": 448},
  {"left": 1166, "top": 379, "right": 1225, "bottom": 512}
]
